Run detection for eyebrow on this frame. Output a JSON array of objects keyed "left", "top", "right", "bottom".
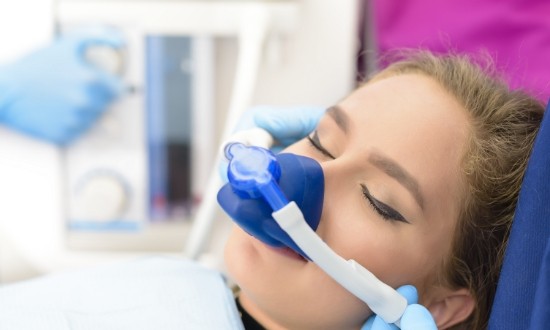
[
  {"left": 327, "top": 106, "right": 349, "bottom": 132},
  {"left": 368, "top": 152, "right": 425, "bottom": 210}
]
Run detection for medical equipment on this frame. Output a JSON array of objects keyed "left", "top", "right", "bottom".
[
  {"left": 61, "top": 31, "right": 214, "bottom": 249},
  {"left": 218, "top": 141, "right": 408, "bottom": 325},
  {"left": 56, "top": 0, "right": 299, "bottom": 252}
]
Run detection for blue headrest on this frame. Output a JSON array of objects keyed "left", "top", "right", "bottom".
[{"left": 488, "top": 101, "right": 550, "bottom": 329}]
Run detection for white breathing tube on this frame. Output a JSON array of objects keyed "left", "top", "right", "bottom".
[
  {"left": 224, "top": 128, "right": 408, "bottom": 326},
  {"left": 273, "top": 202, "right": 407, "bottom": 325}
]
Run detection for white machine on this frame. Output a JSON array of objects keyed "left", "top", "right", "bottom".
[
  {"left": 62, "top": 29, "right": 215, "bottom": 251},
  {"left": 57, "top": 0, "right": 299, "bottom": 252}
]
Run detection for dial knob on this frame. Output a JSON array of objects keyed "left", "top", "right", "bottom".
[{"left": 72, "top": 171, "right": 129, "bottom": 222}]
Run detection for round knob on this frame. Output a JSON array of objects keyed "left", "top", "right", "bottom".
[{"left": 72, "top": 171, "right": 129, "bottom": 222}]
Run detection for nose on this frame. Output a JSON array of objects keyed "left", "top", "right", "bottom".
[
  {"left": 218, "top": 148, "right": 325, "bottom": 258},
  {"left": 275, "top": 153, "right": 325, "bottom": 230},
  {"left": 313, "top": 159, "right": 350, "bottom": 234}
]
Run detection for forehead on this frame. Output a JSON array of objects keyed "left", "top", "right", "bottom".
[
  {"left": 343, "top": 73, "right": 463, "bottom": 119},
  {"left": 339, "top": 73, "right": 469, "bottom": 142},
  {"left": 337, "top": 73, "right": 470, "bottom": 215}
]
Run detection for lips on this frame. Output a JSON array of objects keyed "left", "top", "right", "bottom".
[{"left": 265, "top": 244, "right": 307, "bottom": 262}]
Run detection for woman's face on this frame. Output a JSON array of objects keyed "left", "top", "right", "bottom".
[{"left": 224, "top": 74, "right": 471, "bottom": 329}]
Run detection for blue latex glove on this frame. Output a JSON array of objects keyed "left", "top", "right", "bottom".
[
  {"left": 0, "top": 28, "right": 125, "bottom": 145},
  {"left": 219, "top": 105, "right": 325, "bottom": 181},
  {"left": 362, "top": 285, "right": 437, "bottom": 330},
  {"left": 250, "top": 105, "right": 326, "bottom": 152}
]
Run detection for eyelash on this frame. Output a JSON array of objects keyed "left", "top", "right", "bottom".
[
  {"left": 306, "top": 131, "right": 335, "bottom": 159},
  {"left": 361, "top": 184, "right": 408, "bottom": 223},
  {"left": 307, "top": 131, "right": 408, "bottom": 223}
]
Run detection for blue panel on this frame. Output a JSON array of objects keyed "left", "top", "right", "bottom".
[
  {"left": 146, "top": 36, "right": 193, "bottom": 221},
  {"left": 146, "top": 36, "right": 169, "bottom": 220}
]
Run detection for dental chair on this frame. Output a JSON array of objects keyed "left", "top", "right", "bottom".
[{"left": 488, "top": 100, "right": 550, "bottom": 329}]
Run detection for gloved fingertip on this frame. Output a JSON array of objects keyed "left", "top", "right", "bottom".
[
  {"left": 401, "top": 304, "right": 437, "bottom": 330},
  {"left": 396, "top": 285, "right": 418, "bottom": 304},
  {"left": 252, "top": 106, "right": 316, "bottom": 141}
]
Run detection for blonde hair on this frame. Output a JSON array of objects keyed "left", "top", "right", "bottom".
[{"left": 372, "top": 51, "right": 544, "bottom": 329}]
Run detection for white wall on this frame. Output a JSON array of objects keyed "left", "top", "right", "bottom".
[
  {"left": 254, "top": 0, "right": 358, "bottom": 106},
  {"left": 215, "top": 0, "right": 359, "bottom": 132},
  {"left": 0, "top": 0, "right": 60, "bottom": 282},
  {"left": 0, "top": 0, "right": 54, "bottom": 63}
]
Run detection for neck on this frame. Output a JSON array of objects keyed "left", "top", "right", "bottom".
[{"left": 238, "top": 293, "right": 289, "bottom": 330}]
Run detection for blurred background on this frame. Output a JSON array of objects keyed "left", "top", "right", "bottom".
[{"left": 0, "top": 0, "right": 360, "bottom": 283}]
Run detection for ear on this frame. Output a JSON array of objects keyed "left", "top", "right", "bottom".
[{"left": 425, "top": 287, "right": 475, "bottom": 329}]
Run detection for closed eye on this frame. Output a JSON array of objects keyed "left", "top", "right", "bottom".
[
  {"left": 307, "top": 131, "right": 335, "bottom": 159},
  {"left": 308, "top": 130, "right": 408, "bottom": 223},
  {"left": 361, "top": 184, "right": 409, "bottom": 223}
]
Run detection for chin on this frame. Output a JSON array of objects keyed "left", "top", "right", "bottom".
[
  {"left": 224, "top": 226, "right": 258, "bottom": 281},
  {"left": 224, "top": 227, "right": 370, "bottom": 330}
]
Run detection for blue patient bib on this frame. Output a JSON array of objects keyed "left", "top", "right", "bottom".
[{"left": 0, "top": 257, "right": 244, "bottom": 330}]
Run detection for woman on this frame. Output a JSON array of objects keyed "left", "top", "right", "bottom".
[{"left": 223, "top": 52, "right": 544, "bottom": 329}]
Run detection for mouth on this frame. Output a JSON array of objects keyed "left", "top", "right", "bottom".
[{"left": 264, "top": 244, "right": 308, "bottom": 262}]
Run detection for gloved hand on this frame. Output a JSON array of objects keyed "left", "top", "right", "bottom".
[
  {"left": 362, "top": 285, "right": 437, "bottom": 330},
  {"left": 249, "top": 105, "right": 325, "bottom": 153},
  {"left": 219, "top": 105, "right": 325, "bottom": 181},
  {"left": 0, "top": 27, "right": 125, "bottom": 145}
]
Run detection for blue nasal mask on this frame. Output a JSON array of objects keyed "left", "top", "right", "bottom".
[
  {"left": 217, "top": 139, "right": 408, "bottom": 326},
  {"left": 217, "top": 142, "right": 324, "bottom": 259}
]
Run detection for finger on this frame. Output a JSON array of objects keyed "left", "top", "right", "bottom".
[
  {"left": 396, "top": 285, "right": 418, "bottom": 305},
  {"left": 253, "top": 106, "right": 325, "bottom": 145},
  {"left": 401, "top": 304, "right": 437, "bottom": 330}
]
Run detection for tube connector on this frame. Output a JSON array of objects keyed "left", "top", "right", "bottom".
[{"left": 224, "top": 142, "right": 288, "bottom": 210}]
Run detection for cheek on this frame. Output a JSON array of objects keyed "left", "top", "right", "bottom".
[
  {"left": 317, "top": 194, "right": 439, "bottom": 289},
  {"left": 284, "top": 141, "right": 446, "bottom": 289}
]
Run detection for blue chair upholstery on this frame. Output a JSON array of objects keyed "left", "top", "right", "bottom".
[
  {"left": 489, "top": 101, "right": 550, "bottom": 329},
  {"left": 530, "top": 236, "right": 550, "bottom": 327}
]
